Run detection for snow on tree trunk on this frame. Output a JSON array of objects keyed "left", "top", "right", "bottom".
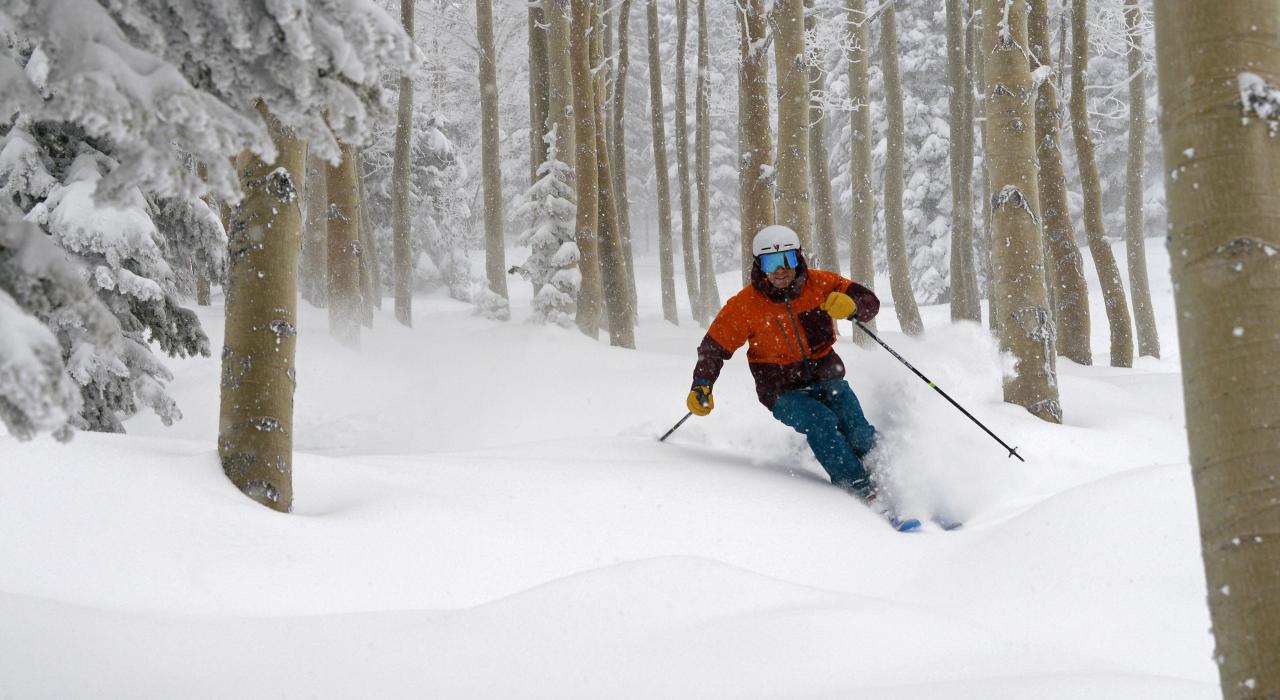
[
  {"left": 847, "top": 0, "right": 876, "bottom": 347},
  {"left": 772, "top": 0, "right": 813, "bottom": 252},
  {"left": 326, "top": 141, "right": 363, "bottom": 348},
  {"left": 739, "top": 0, "right": 775, "bottom": 285},
  {"left": 571, "top": 0, "right": 604, "bottom": 338},
  {"left": 1125, "top": 0, "right": 1159, "bottom": 359},
  {"left": 880, "top": 4, "right": 924, "bottom": 337},
  {"left": 393, "top": 0, "right": 415, "bottom": 327},
  {"left": 946, "top": 0, "right": 980, "bottom": 322},
  {"left": 694, "top": 0, "right": 721, "bottom": 318},
  {"left": 356, "top": 151, "right": 379, "bottom": 316},
  {"left": 1029, "top": 0, "right": 1092, "bottom": 365},
  {"left": 647, "top": 0, "right": 679, "bottom": 325},
  {"left": 1155, "top": 4, "right": 1280, "bottom": 693},
  {"left": 675, "top": 0, "right": 703, "bottom": 324},
  {"left": 218, "top": 103, "right": 304, "bottom": 513},
  {"left": 477, "top": 0, "right": 511, "bottom": 318},
  {"left": 1070, "top": 0, "right": 1134, "bottom": 368}
]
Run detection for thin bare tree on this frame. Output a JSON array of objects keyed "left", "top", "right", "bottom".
[
  {"left": 694, "top": 0, "right": 720, "bottom": 316},
  {"left": 738, "top": 0, "right": 775, "bottom": 284},
  {"left": 847, "top": 0, "right": 876, "bottom": 346},
  {"left": 647, "top": 0, "right": 678, "bottom": 324},
  {"left": 392, "top": 0, "right": 414, "bottom": 326},
  {"left": 1124, "top": 0, "right": 1159, "bottom": 358},
  {"left": 772, "top": 0, "right": 813, "bottom": 250},
  {"left": 946, "top": 0, "right": 980, "bottom": 321},
  {"left": 880, "top": 3, "right": 924, "bottom": 336}
]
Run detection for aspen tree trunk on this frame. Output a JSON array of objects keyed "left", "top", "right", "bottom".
[
  {"left": 218, "top": 102, "right": 304, "bottom": 512},
  {"left": 646, "top": 0, "right": 678, "bottom": 324},
  {"left": 972, "top": 9, "right": 997, "bottom": 332},
  {"left": 805, "top": 0, "right": 839, "bottom": 274},
  {"left": 357, "top": 151, "right": 381, "bottom": 311},
  {"left": 1029, "top": 0, "right": 1092, "bottom": 364},
  {"left": 592, "top": 4, "right": 637, "bottom": 348},
  {"left": 881, "top": 4, "right": 924, "bottom": 336},
  {"left": 982, "top": 0, "right": 1061, "bottom": 423},
  {"left": 1155, "top": 4, "right": 1280, "bottom": 694},
  {"left": 1071, "top": 0, "right": 1134, "bottom": 368},
  {"left": 571, "top": 0, "right": 603, "bottom": 338},
  {"left": 392, "top": 0, "right": 413, "bottom": 326},
  {"left": 674, "top": 0, "right": 702, "bottom": 324},
  {"left": 772, "top": 0, "right": 813, "bottom": 251},
  {"left": 302, "top": 152, "right": 328, "bottom": 308},
  {"left": 529, "top": 1, "right": 550, "bottom": 185},
  {"left": 611, "top": 0, "right": 638, "bottom": 317},
  {"left": 326, "top": 141, "right": 363, "bottom": 348},
  {"left": 1125, "top": 0, "right": 1159, "bottom": 358},
  {"left": 477, "top": 0, "right": 510, "bottom": 311},
  {"left": 693, "top": 0, "right": 720, "bottom": 316},
  {"left": 195, "top": 161, "right": 213, "bottom": 306},
  {"left": 355, "top": 176, "right": 374, "bottom": 328},
  {"left": 546, "top": 0, "right": 576, "bottom": 170},
  {"left": 946, "top": 0, "right": 979, "bottom": 321},
  {"left": 739, "top": 0, "right": 775, "bottom": 282},
  {"left": 847, "top": 0, "right": 876, "bottom": 346}
]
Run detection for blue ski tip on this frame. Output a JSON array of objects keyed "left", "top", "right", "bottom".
[{"left": 892, "top": 517, "right": 922, "bottom": 532}]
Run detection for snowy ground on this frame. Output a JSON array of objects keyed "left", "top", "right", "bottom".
[{"left": 0, "top": 239, "right": 1217, "bottom": 698}]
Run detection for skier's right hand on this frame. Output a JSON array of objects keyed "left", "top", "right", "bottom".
[{"left": 687, "top": 384, "right": 714, "bottom": 416}]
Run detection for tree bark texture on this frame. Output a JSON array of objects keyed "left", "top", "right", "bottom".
[
  {"left": 571, "top": 0, "right": 603, "bottom": 338},
  {"left": 647, "top": 0, "right": 678, "bottom": 324},
  {"left": 1125, "top": 0, "right": 1159, "bottom": 358},
  {"left": 694, "top": 0, "right": 720, "bottom": 317},
  {"left": 592, "top": 7, "right": 637, "bottom": 348},
  {"left": 545, "top": 0, "right": 576, "bottom": 171},
  {"left": 847, "top": 0, "right": 876, "bottom": 346},
  {"left": 739, "top": 0, "right": 775, "bottom": 285},
  {"left": 1071, "top": 0, "right": 1134, "bottom": 368},
  {"left": 302, "top": 151, "right": 328, "bottom": 308},
  {"left": 805, "top": 0, "right": 839, "bottom": 274},
  {"left": 982, "top": 0, "right": 1061, "bottom": 424},
  {"left": 972, "top": 9, "right": 997, "bottom": 332},
  {"left": 529, "top": 1, "right": 550, "bottom": 186},
  {"left": 675, "top": 0, "right": 702, "bottom": 323},
  {"left": 1029, "top": 0, "right": 1092, "bottom": 364},
  {"left": 218, "top": 103, "right": 304, "bottom": 513},
  {"left": 393, "top": 0, "right": 413, "bottom": 326},
  {"left": 326, "top": 141, "right": 363, "bottom": 348},
  {"left": 946, "top": 0, "right": 979, "bottom": 321},
  {"left": 477, "top": 0, "right": 510, "bottom": 310},
  {"left": 772, "top": 0, "right": 813, "bottom": 251},
  {"left": 357, "top": 150, "right": 380, "bottom": 313},
  {"left": 610, "top": 0, "right": 639, "bottom": 318},
  {"left": 880, "top": 4, "right": 924, "bottom": 336},
  {"left": 1155, "top": 3, "right": 1280, "bottom": 695}
]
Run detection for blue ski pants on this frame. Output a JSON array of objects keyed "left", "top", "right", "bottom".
[{"left": 770, "top": 378, "right": 878, "bottom": 497}]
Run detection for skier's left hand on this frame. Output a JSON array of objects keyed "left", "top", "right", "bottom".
[{"left": 821, "top": 291, "right": 858, "bottom": 320}]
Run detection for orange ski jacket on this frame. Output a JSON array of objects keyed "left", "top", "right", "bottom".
[{"left": 692, "top": 254, "right": 879, "bottom": 409}]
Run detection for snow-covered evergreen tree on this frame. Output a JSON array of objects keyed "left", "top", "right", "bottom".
[{"left": 513, "top": 126, "right": 579, "bottom": 327}]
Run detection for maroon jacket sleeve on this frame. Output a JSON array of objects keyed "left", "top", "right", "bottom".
[{"left": 843, "top": 280, "right": 880, "bottom": 323}]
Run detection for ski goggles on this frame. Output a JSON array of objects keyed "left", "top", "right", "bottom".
[{"left": 758, "top": 249, "right": 799, "bottom": 274}]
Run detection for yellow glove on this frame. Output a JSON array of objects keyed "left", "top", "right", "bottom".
[
  {"left": 821, "top": 291, "right": 858, "bottom": 320},
  {"left": 686, "top": 385, "right": 714, "bottom": 416}
]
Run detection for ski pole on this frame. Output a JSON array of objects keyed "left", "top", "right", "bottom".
[
  {"left": 854, "top": 320, "right": 1025, "bottom": 462},
  {"left": 659, "top": 412, "right": 694, "bottom": 442},
  {"left": 660, "top": 390, "right": 710, "bottom": 442}
]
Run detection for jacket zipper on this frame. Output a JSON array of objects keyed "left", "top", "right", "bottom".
[{"left": 783, "top": 300, "right": 816, "bottom": 384}]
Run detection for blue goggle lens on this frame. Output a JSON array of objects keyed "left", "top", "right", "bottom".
[{"left": 759, "top": 250, "right": 799, "bottom": 273}]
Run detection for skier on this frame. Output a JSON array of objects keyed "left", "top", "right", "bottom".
[{"left": 685, "top": 225, "right": 912, "bottom": 527}]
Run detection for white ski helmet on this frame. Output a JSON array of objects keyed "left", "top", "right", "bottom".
[{"left": 752, "top": 225, "right": 801, "bottom": 256}]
